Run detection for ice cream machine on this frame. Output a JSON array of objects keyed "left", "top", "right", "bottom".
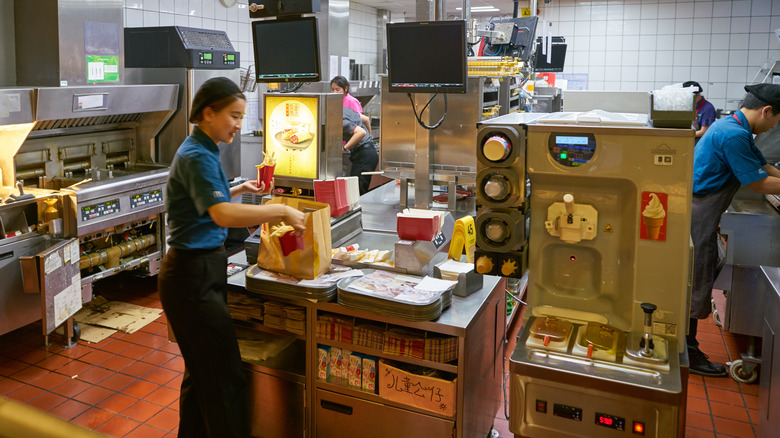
[{"left": 476, "top": 113, "right": 694, "bottom": 438}]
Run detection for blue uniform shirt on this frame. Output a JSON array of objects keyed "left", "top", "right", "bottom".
[
  {"left": 695, "top": 98, "right": 716, "bottom": 130},
  {"left": 693, "top": 110, "right": 768, "bottom": 195},
  {"left": 166, "top": 127, "right": 231, "bottom": 249}
]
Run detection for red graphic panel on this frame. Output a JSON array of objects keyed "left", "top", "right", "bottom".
[{"left": 640, "top": 192, "right": 668, "bottom": 241}]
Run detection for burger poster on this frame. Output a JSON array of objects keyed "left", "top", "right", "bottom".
[{"left": 264, "top": 95, "right": 318, "bottom": 179}]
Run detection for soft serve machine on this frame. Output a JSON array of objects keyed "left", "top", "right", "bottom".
[{"left": 475, "top": 112, "right": 694, "bottom": 437}]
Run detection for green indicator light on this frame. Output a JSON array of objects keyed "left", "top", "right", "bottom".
[{"left": 560, "top": 152, "right": 567, "bottom": 159}]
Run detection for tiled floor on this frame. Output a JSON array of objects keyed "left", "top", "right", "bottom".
[{"left": 0, "top": 276, "right": 761, "bottom": 438}]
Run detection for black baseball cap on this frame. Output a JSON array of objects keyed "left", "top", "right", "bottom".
[
  {"left": 744, "top": 83, "right": 780, "bottom": 108},
  {"left": 683, "top": 81, "right": 703, "bottom": 94}
]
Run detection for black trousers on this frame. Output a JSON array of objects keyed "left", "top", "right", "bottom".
[
  {"left": 349, "top": 145, "right": 379, "bottom": 195},
  {"left": 159, "top": 246, "right": 249, "bottom": 438}
]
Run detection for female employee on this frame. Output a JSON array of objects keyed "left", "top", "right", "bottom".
[
  {"left": 159, "top": 77, "right": 305, "bottom": 437},
  {"left": 343, "top": 106, "right": 378, "bottom": 195},
  {"left": 689, "top": 83, "right": 780, "bottom": 376},
  {"left": 331, "top": 75, "right": 372, "bottom": 135}
]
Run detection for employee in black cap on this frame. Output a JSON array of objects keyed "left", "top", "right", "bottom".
[
  {"left": 689, "top": 83, "right": 780, "bottom": 377},
  {"left": 159, "top": 77, "right": 305, "bottom": 437},
  {"left": 683, "top": 80, "right": 716, "bottom": 143}
]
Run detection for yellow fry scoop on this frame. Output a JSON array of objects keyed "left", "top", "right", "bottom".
[{"left": 447, "top": 215, "right": 476, "bottom": 263}]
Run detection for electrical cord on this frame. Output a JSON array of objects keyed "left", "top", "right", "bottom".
[
  {"left": 407, "top": 93, "right": 447, "bottom": 130},
  {"left": 276, "top": 82, "right": 305, "bottom": 93}
]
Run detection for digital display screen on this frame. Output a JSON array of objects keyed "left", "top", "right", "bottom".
[
  {"left": 130, "top": 189, "right": 163, "bottom": 209},
  {"left": 81, "top": 199, "right": 120, "bottom": 222},
  {"left": 387, "top": 20, "right": 467, "bottom": 94},
  {"left": 595, "top": 412, "right": 625, "bottom": 431},
  {"left": 548, "top": 133, "right": 597, "bottom": 167},
  {"left": 227, "top": 54, "right": 235, "bottom": 61},
  {"left": 204, "top": 53, "right": 212, "bottom": 60},
  {"left": 252, "top": 16, "right": 321, "bottom": 82}
]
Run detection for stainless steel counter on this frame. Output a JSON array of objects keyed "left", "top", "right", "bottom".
[
  {"left": 359, "top": 180, "right": 476, "bottom": 233},
  {"left": 716, "top": 187, "right": 780, "bottom": 338},
  {"left": 759, "top": 266, "right": 780, "bottom": 436}
]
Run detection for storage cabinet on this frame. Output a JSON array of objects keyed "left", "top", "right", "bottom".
[{"left": 227, "top": 270, "right": 506, "bottom": 438}]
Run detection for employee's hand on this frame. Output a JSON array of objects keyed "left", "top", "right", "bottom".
[{"left": 284, "top": 206, "right": 306, "bottom": 236}]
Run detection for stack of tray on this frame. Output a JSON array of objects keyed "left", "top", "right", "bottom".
[
  {"left": 336, "top": 273, "right": 452, "bottom": 321},
  {"left": 244, "top": 265, "right": 337, "bottom": 302}
]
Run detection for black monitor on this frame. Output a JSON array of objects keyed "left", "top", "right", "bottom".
[
  {"left": 489, "top": 17, "right": 539, "bottom": 61},
  {"left": 386, "top": 20, "right": 467, "bottom": 94},
  {"left": 533, "top": 36, "right": 567, "bottom": 72},
  {"left": 252, "top": 16, "right": 321, "bottom": 83}
]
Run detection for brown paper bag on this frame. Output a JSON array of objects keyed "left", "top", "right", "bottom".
[{"left": 257, "top": 197, "right": 332, "bottom": 279}]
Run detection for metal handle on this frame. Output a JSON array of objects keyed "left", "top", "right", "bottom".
[{"left": 320, "top": 400, "right": 353, "bottom": 415}]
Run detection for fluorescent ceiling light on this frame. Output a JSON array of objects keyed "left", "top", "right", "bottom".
[{"left": 455, "top": 6, "right": 499, "bottom": 11}]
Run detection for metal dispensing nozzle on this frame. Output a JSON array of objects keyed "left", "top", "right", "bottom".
[{"left": 639, "top": 302, "right": 657, "bottom": 357}]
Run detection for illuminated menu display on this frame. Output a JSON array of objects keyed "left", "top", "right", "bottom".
[
  {"left": 130, "top": 189, "right": 163, "bottom": 209},
  {"left": 264, "top": 95, "right": 319, "bottom": 179},
  {"left": 81, "top": 199, "right": 120, "bottom": 222}
]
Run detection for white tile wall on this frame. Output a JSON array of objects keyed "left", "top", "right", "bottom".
[
  {"left": 517, "top": 0, "right": 780, "bottom": 110},
  {"left": 348, "top": 3, "right": 380, "bottom": 79}
]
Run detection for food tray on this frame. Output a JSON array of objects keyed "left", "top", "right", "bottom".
[
  {"left": 336, "top": 272, "right": 453, "bottom": 321},
  {"left": 245, "top": 265, "right": 337, "bottom": 302}
]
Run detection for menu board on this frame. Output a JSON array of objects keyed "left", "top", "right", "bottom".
[{"left": 264, "top": 96, "right": 319, "bottom": 179}]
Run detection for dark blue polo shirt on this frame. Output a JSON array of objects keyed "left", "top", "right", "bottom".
[
  {"left": 693, "top": 110, "right": 768, "bottom": 195},
  {"left": 695, "top": 98, "right": 716, "bottom": 129},
  {"left": 166, "top": 127, "right": 231, "bottom": 249}
]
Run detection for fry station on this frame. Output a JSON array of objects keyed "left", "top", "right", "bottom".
[{"left": 1, "top": 1, "right": 780, "bottom": 438}]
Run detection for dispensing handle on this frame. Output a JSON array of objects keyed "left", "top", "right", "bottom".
[
  {"left": 563, "top": 193, "right": 574, "bottom": 215},
  {"left": 639, "top": 302, "right": 657, "bottom": 357}
]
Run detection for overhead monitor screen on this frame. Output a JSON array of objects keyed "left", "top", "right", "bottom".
[
  {"left": 252, "top": 16, "right": 321, "bottom": 82},
  {"left": 387, "top": 20, "right": 467, "bottom": 93}
]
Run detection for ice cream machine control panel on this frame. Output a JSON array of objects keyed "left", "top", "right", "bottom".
[{"left": 548, "top": 132, "right": 597, "bottom": 167}]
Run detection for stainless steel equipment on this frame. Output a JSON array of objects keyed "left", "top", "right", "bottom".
[
  {"left": 0, "top": 88, "right": 80, "bottom": 340},
  {"left": 487, "top": 112, "right": 694, "bottom": 437},
  {"left": 0, "top": 84, "right": 179, "bottom": 338},
  {"left": 14, "top": 0, "right": 125, "bottom": 86},
  {"left": 25, "top": 85, "right": 177, "bottom": 298},
  {"left": 125, "top": 26, "right": 243, "bottom": 179},
  {"left": 711, "top": 187, "right": 780, "bottom": 383},
  {"left": 759, "top": 266, "right": 780, "bottom": 437},
  {"left": 379, "top": 76, "right": 486, "bottom": 209}
]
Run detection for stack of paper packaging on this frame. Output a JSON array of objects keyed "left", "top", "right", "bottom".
[
  {"left": 338, "top": 176, "right": 360, "bottom": 210},
  {"left": 436, "top": 258, "right": 475, "bottom": 282},
  {"left": 262, "top": 301, "right": 306, "bottom": 335},
  {"left": 314, "top": 178, "right": 350, "bottom": 217}
]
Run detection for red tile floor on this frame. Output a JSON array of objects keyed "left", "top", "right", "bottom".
[{"left": 0, "top": 274, "right": 761, "bottom": 438}]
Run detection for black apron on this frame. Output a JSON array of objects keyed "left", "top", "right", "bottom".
[{"left": 689, "top": 179, "right": 741, "bottom": 319}]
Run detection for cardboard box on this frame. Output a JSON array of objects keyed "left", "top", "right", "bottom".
[{"left": 378, "top": 361, "right": 457, "bottom": 417}]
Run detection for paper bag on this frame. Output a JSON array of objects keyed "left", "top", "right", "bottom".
[{"left": 257, "top": 197, "right": 332, "bottom": 279}]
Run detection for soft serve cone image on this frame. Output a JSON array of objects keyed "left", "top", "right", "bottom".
[{"left": 642, "top": 193, "right": 666, "bottom": 240}]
